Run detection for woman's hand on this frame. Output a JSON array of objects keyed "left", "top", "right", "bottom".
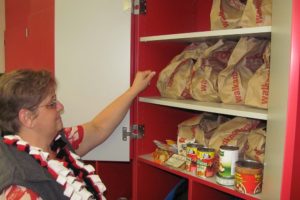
[{"left": 130, "top": 70, "right": 156, "bottom": 95}]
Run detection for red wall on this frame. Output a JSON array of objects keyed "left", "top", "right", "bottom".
[{"left": 5, "top": 0, "right": 54, "bottom": 74}]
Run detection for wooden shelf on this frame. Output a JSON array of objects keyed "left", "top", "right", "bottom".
[
  {"left": 140, "top": 26, "right": 272, "bottom": 42},
  {"left": 138, "top": 154, "right": 261, "bottom": 200},
  {"left": 139, "top": 97, "right": 268, "bottom": 120}
]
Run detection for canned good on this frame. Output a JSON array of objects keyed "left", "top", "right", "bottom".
[
  {"left": 186, "top": 143, "right": 201, "bottom": 173},
  {"left": 218, "top": 145, "right": 239, "bottom": 178},
  {"left": 235, "top": 160, "right": 264, "bottom": 194},
  {"left": 196, "top": 147, "right": 215, "bottom": 177}
]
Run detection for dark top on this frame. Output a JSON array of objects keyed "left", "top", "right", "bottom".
[{"left": 0, "top": 133, "right": 73, "bottom": 200}]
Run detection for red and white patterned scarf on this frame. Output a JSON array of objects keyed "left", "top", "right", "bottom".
[{"left": 3, "top": 134, "right": 106, "bottom": 200}]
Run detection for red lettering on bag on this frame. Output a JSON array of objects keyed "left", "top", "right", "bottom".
[
  {"left": 255, "top": 0, "right": 263, "bottom": 24},
  {"left": 254, "top": 147, "right": 264, "bottom": 161},
  {"left": 200, "top": 80, "right": 207, "bottom": 92},
  {"left": 261, "top": 68, "right": 270, "bottom": 105},
  {"left": 261, "top": 93, "right": 268, "bottom": 104},
  {"left": 222, "top": 122, "right": 259, "bottom": 145},
  {"left": 254, "top": 147, "right": 264, "bottom": 156},
  {"left": 219, "top": 6, "right": 229, "bottom": 28},
  {"left": 231, "top": 71, "right": 242, "bottom": 103}
]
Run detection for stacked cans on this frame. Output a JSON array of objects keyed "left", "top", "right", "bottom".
[
  {"left": 183, "top": 143, "right": 264, "bottom": 194},
  {"left": 186, "top": 143, "right": 216, "bottom": 177}
]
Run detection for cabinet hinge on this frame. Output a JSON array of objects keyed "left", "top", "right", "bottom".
[
  {"left": 122, "top": 124, "right": 144, "bottom": 141},
  {"left": 132, "top": 0, "right": 147, "bottom": 15}
]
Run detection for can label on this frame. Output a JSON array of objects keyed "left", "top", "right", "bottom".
[
  {"left": 196, "top": 148, "right": 215, "bottom": 177},
  {"left": 235, "top": 160, "right": 264, "bottom": 194},
  {"left": 216, "top": 173, "right": 235, "bottom": 186},
  {"left": 218, "top": 146, "right": 238, "bottom": 178},
  {"left": 186, "top": 143, "right": 199, "bottom": 173},
  {"left": 235, "top": 172, "right": 263, "bottom": 194}
]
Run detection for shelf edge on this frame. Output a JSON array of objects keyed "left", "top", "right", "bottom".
[
  {"left": 139, "top": 97, "right": 268, "bottom": 120},
  {"left": 140, "top": 26, "right": 272, "bottom": 42}
]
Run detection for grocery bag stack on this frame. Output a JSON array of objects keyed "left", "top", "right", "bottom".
[{"left": 157, "top": 38, "right": 271, "bottom": 109}]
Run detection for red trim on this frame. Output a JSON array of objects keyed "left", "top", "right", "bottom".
[
  {"left": 281, "top": 0, "right": 300, "bottom": 199},
  {"left": 6, "top": 185, "right": 26, "bottom": 200},
  {"left": 64, "top": 126, "right": 84, "bottom": 150},
  {"left": 77, "top": 125, "right": 84, "bottom": 145},
  {"left": 16, "top": 143, "right": 29, "bottom": 152},
  {"left": 130, "top": 11, "right": 139, "bottom": 200},
  {"left": 2, "top": 137, "right": 17, "bottom": 145}
]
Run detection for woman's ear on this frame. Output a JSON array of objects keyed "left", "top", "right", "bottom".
[{"left": 19, "top": 108, "right": 35, "bottom": 128}]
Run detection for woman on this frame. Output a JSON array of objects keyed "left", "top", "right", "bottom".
[{"left": 0, "top": 69, "right": 155, "bottom": 200}]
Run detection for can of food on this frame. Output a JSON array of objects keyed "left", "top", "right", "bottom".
[
  {"left": 235, "top": 160, "right": 264, "bottom": 194},
  {"left": 186, "top": 143, "right": 201, "bottom": 173},
  {"left": 196, "top": 147, "right": 215, "bottom": 177},
  {"left": 216, "top": 173, "right": 235, "bottom": 186},
  {"left": 218, "top": 145, "right": 239, "bottom": 178}
]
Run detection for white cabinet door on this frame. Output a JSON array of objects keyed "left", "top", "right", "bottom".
[{"left": 55, "top": 0, "right": 131, "bottom": 161}]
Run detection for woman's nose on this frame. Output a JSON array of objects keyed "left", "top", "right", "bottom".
[{"left": 56, "top": 100, "right": 64, "bottom": 111}]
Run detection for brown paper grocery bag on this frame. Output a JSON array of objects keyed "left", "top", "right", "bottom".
[
  {"left": 218, "top": 37, "right": 269, "bottom": 105},
  {"left": 157, "top": 43, "right": 210, "bottom": 99},
  {"left": 190, "top": 39, "right": 237, "bottom": 102},
  {"left": 239, "top": 0, "right": 272, "bottom": 27},
  {"left": 208, "top": 117, "right": 260, "bottom": 154},
  {"left": 245, "top": 42, "right": 271, "bottom": 109},
  {"left": 210, "top": 0, "right": 246, "bottom": 30},
  {"left": 245, "top": 127, "right": 266, "bottom": 163},
  {"left": 177, "top": 115, "right": 204, "bottom": 156},
  {"left": 177, "top": 113, "right": 221, "bottom": 155}
]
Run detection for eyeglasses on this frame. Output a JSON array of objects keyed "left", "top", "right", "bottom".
[{"left": 39, "top": 99, "right": 58, "bottom": 109}]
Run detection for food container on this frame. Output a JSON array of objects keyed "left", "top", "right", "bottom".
[
  {"left": 235, "top": 160, "right": 264, "bottom": 194},
  {"left": 186, "top": 143, "right": 202, "bottom": 173},
  {"left": 218, "top": 145, "right": 239, "bottom": 178},
  {"left": 196, "top": 147, "right": 215, "bottom": 177}
]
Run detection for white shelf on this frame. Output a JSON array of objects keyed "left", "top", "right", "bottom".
[
  {"left": 139, "top": 97, "right": 268, "bottom": 120},
  {"left": 140, "top": 26, "right": 272, "bottom": 42}
]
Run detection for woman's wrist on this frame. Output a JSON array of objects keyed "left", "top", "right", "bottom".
[{"left": 127, "top": 86, "right": 140, "bottom": 98}]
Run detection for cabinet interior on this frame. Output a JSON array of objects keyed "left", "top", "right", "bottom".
[{"left": 133, "top": 0, "right": 274, "bottom": 199}]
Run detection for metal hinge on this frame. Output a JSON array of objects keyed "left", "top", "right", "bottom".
[
  {"left": 122, "top": 124, "right": 144, "bottom": 141},
  {"left": 132, "top": 0, "right": 147, "bottom": 15}
]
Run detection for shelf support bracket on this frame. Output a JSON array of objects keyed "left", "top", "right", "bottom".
[{"left": 122, "top": 124, "right": 144, "bottom": 141}]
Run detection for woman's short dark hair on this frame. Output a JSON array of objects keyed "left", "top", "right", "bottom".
[{"left": 0, "top": 69, "right": 56, "bottom": 133}]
